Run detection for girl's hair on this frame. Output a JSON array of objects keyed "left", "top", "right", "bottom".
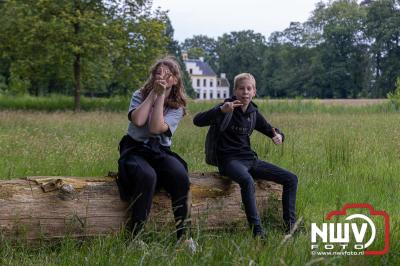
[
  {"left": 233, "top": 73, "right": 256, "bottom": 90},
  {"left": 140, "top": 57, "right": 187, "bottom": 114}
]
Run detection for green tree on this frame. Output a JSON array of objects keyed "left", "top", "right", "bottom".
[
  {"left": 163, "top": 16, "right": 195, "bottom": 98},
  {"left": 263, "top": 23, "right": 319, "bottom": 98},
  {"left": 308, "top": 0, "right": 371, "bottom": 98},
  {"left": 262, "top": 43, "right": 316, "bottom": 97},
  {"left": 364, "top": 0, "right": 400, "bottom": 97},
  {"left": 216, "top": 31, "right": 266, "bottom": 94},
  {"left": 181, "top": 35, "right": 218, "bottom": 71},
  {"left": 0, "top": 0, "right": 168, "bottom": 110},
  {"left": 108, "top": 7, "right": 168, "bottom": 96},
  {"left": 387, "top": 76, "right": 400, "bottom": 109}
]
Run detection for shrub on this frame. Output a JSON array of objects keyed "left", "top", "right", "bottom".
[{"left": 387, "top": 77, "right": 400, "bottom": 110}]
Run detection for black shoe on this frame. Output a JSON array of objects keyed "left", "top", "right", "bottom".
[
  {"left": 284, "top": 217, "right": 303, "bottom": 235},
  {"left": 252, "top": 225, "right": 267, "bottom": 239},
  {"left": 125, "top": 219, "right": 144, "bottom": 238},
  {"left": 175, "top": 218, "right": 189, "bottom": 241}
]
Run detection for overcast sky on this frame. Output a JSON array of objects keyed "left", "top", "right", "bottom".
[{"left": 152, "top": 0, "right": 324, "bottom": 42}]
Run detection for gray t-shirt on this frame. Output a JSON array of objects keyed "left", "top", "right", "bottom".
[{"left": 127, "top": 90, "right": 183, "bottom": 147}]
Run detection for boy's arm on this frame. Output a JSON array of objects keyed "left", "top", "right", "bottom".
[
  {"left": 255, "top": 112, "right": 285, "bottom": 141},
  {"left": 193, "top": 104, "right": 224, "bottom": 127}
]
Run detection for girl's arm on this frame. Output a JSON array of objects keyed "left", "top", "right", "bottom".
[
  {"left": 148, "top": 93, "right": 169, "bottom": 134},
  {"left": 130, "top": 90, "right": 158, "bottom": 127}
]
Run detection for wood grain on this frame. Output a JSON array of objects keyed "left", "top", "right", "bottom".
[{"left": 0, "top": 173, "right": 282, "bottom": 240}]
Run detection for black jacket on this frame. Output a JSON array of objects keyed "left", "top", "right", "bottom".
[{"left": 193, "top": 97, "right": 284, "bottom": 164}]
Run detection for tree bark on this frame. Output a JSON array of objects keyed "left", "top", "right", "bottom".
[
  {"left": 73, "top": 0, "right": 81, "bottom": 112},
  {"left": 0, "top": 173, "right": 282, "bottom": 241},
  {"left": 73, "top": 52, "right": 81, "bottom": 112},
  {"left": 73, "top": 1, "right": 83, "bottom": 112}
]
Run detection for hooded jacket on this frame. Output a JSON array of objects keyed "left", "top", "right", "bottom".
[{"left": 193, "top": 96, "right": 284, "bottom": 165}]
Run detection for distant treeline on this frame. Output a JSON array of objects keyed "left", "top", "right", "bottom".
[
  {"left": 182, "top": 0, "right": 400, "bottom": 99},
  {"left": 0, "top": 0, "right": 400, "bottom": 104},
  {"left": 0, "top": 95, "right": 397, "bottom": 114}
]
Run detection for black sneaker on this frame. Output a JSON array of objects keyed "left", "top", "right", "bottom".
[
  {"left": 252, "top": 225, "right": 267, "bottom": 239},
  {"left": 284, "top": 217, "right": 303, "bottom": 235},
  {"left": 125, "top": 219, "right": 144, "bottom": 238}
]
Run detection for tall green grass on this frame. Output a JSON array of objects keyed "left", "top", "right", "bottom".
[
  {"left": 0, "top": 94, "right": 396, "bottom": 114},
  {"left": 0, "top": 108, "right": 399, "bottom": 265},
  {"left": 0, "top": 95, "right": 129, "bottom": 112}
]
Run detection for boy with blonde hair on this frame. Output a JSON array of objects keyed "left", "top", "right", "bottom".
[{"left": 193, "top": 73, "right": 298, "bottom": 238}]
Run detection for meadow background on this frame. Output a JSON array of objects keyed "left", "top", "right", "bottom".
[
  {"left": 0, "top": 98, "right": 399, "bottom": 265},
  {"left": 1, "top": 0, "right": 400, "bottom": 264}
]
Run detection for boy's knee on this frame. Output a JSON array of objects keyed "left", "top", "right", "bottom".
[{"left": 289, "top": 173, "right": 298, "bottom": 187}]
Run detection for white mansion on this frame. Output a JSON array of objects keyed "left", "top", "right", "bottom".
[{"left": 183, "top": 55, "right": 230, "bottom": 100}]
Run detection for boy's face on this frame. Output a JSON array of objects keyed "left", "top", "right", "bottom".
[{"left": 234, "top": 78, "right": 256, "bottom": 105}]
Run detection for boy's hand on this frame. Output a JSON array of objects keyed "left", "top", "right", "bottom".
[
  {"left": 272, "top": 128, "right": 283, "bottom": 145},
  {"left": 220, "top": 100, "right": 243, "bottom": 113},
  {"left": 272, "top": 134, "right": 283, "bottom": 145}
]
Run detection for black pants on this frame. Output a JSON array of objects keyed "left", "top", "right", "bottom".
[
  {"left": 118, "top": 136, "right": 190, "bottom": 239},
  {"left": 219, "top": 159, "right": 298, "bottom": 228}
]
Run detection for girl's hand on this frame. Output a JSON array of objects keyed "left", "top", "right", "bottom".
[
  {"left": 153, "top": 71, "right": 172, "bottom": 96},
  {"left": 153, "top": 79, "right": 167, "bottom": 96},
  {"left": 220, "top": 100, "right": 243, "bottom": 113}
]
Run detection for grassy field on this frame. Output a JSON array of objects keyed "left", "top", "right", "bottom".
[
  {"left": 0, "top": 94, "right": 397, "bottom": 113},
  {"left": 0, "top": 101, "right": 399, "bottom": 265}
]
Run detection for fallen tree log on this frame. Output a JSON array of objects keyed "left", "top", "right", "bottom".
[{"left": 0, "top": 173, "right": 282, "bottom": 240}]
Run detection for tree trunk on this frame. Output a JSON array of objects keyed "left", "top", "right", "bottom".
[
  {"left": 73, "top": 14, "right": 81, "bottom": 112},
  {"left": 73, "top": 52, "right": 81, "bottom": 112},
  {"left": 0, "top": 173, "right": 282, "bottom": 241}
]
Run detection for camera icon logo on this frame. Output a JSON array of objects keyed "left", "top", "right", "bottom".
[{"left": 311, "top": 203, "right": 390, "bottom": 256}]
